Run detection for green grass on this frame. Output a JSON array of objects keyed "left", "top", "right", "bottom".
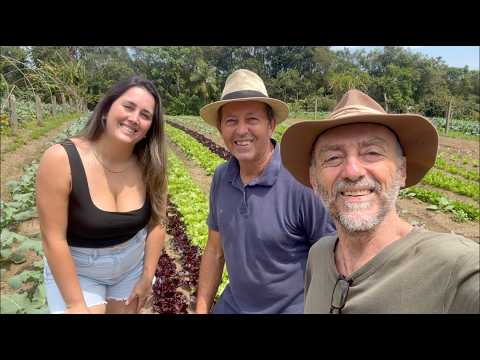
[
  {"left": 436, "top": 128, "right": 479, "bottom": 141},
  {"left": 1, "top": 112, "right": 82, "bottom": 154},
  {"left": 289, "top": 111, "right": 329, "bottom": 120}
]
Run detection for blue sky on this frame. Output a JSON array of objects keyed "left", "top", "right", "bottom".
[{"left": 331, "top": 46, "right": 479, "bottom": 70}]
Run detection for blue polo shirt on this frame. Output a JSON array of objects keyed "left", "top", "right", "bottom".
[{"left": 207, "top": 140, "right": 336, "bottom": 314}]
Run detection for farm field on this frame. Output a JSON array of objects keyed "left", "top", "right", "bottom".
[{"left": 1, "top": 113, "right": 479, "bottom": 314}]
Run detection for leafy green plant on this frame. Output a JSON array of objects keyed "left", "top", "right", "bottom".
[
  {"left": 168, "top": 115, "right": 220, "bottom": 137},
  {"left": 435, "top": 154, "right": 480, "bottom": 182},
  {"left": 165, "top": 123, "right": 225, "bottom": 175},
  {"left": 167, "top": 151, "right": 228, "bottom": 295},
  {"left": 422, "top": 169, "right": 479, "bottom": 201},
  {"left": 0, "top": 281, "right": 47, "bottom": 314},
  {"left": 431, "top": 117, "right": 480, "bottom": 137},
  {"left": 272, "top": 122, "right": 290, "bottom": 142},
  {"left": 167, "top": 152, "right": 209, "bottom": 248},
  {"left": 400, "top": 187, "right": 479, "bottom": 222},
  {"left": 1, "top": 115, "right": 88, "bottom": 230},
  {"left": 0, "top": 163, "right": 38, "bottom": 229},
  {"left": 2, "top": 112, "right": 82, "bottom": 153},
  {"left": 0, "top": 115, "right": 88, "bottom": 314}
]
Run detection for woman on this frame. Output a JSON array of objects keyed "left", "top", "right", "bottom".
[{"left": 36, "top": 76, "right": 167, "bottom": 314}]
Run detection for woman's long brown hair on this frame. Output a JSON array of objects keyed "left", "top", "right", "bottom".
[{"left": 78, "top": 76, "right": 167, "bottom": 228}]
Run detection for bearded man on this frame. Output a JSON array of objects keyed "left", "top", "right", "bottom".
[{"left": 281, "top": 89, "right": 479, "bottom": 314}]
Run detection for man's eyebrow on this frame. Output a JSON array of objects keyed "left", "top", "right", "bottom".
[
  {"left": 317, "top": 144, "right": 343, "bottom": 152},
  {"left": 317, "top": 137, "right": 388, "bottom": 153},
  {"left": 359, "top": 137, "right": 388, "bottom": 148}
]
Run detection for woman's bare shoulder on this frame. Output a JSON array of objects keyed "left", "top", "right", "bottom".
[{"left": 41, "top": 143, "right": 68, "bottom": 163}]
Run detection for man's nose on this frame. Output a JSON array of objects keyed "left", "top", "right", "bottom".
[
  {"left": 341, "top": 155, "right": 366, "bottom": 181},
  {"left": 235, "top": 120, "right": 249, "bottom": 135}
]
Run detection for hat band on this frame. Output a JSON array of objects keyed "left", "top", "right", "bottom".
[
  {"left": 222, "top": 90, "right": 267, "bottom": 101},
  {"left": 330, "top": 105, "right": 386, "bottom": 120}
]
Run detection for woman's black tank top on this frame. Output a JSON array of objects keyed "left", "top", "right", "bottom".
[{"left": 60, "top": 139, "right": 151, "bottom": 248}]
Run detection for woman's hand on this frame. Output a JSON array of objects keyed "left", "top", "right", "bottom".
[
  {"left": 64, "top": 303, "right": 91, "bottom": 314},
  {"left": 126, "top": 274, "right": 153, "bottom": 313}
]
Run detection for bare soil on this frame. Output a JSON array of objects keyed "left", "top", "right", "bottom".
[
  {"left": 1, "top": 121, "right": 78, "bottom": 307},
  {"left": 439, "top": 136, "right": 479, "bottom": 157},
  {"left": 397, "top": 198, "right": 479, "bottom": 242},
  {"left": 1, "top": 121, "right": 74, "bottom": 202}
]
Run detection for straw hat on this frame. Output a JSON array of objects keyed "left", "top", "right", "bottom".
[
  {"left": 280, "top": 89, "right": 438, "bottom": 188},
  {"left": 200, "top": 69, "right": 289, "bottom": 127}
]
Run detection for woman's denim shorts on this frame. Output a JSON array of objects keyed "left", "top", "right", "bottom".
[{"left": 44, "top": 227, "right": 147, "bottom": 314}]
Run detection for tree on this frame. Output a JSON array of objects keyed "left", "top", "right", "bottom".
[
  {"left": 269, "top": 68, "right": 303, "bottom": 103},
  {"left": 327, "top": 69, "right": 371, "bottom": 100}
]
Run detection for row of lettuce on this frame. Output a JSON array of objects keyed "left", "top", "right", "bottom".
[
  {"left": 168, "top": 116, "right": 479, "bottom": 223},
  {"left": 164, "top": 125, "right": 230, "bottom": 297},
  {"left": 2, "top": 111, "right": 476, "bottom": 313}
]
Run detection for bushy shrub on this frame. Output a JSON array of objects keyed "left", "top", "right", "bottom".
[
  {"left": 289, "top": 95, "right": 336, "bottom": 113},
  {"left": 166, "top": 94, "right": 204, "bottom": 116}
]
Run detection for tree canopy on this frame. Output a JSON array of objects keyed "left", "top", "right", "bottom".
[{"left": 1, "top": 46, "right": 478, "bottom": 120}]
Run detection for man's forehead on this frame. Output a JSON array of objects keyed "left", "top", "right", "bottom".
[
  {"left": 222, "top": 101, "right": 266, "bottom": 114},
  {"left": 315, "top": 123, "right": 398, "bottom": 150}
]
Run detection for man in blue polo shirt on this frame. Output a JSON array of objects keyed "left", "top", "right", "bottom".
[{"left": 195, "top": 69, "right": 335, "bottom": 314}]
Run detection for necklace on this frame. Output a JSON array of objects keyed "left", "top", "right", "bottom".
[{"left": 92, "top": 147, "right": 133, "bottom": 173}]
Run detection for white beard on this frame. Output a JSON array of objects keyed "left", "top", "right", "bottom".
[{"left": 316, "top": 171, "right": 403, "bottom": 234}]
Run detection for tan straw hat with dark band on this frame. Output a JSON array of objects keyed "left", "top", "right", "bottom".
[
  {"left": 200, "top": 69, "right": 289, "bottom": 127},
  {"left": 280, "top": 89, "right": 438, "bottom": 188}
]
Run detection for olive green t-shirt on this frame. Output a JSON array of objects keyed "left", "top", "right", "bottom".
[{"left": 305, "top": 228, "right": 479, "bottom": 314}]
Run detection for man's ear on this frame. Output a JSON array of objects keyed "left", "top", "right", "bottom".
[{"left": 271, "top": 117, "right": 277, "bottom": 131}]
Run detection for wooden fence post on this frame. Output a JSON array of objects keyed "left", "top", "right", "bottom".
[
  {"left": 61, "top": 93, "right": 66, "bottom": 112},
  {"left": 8, "top": 94, "right": 18, "bottom": 135},
  {"left": 52, "top": 95, "right": 57, "bottom": 117},
  {"left": 445, "top": 98, "right": 453, "bottom": 135},
  {"left": 314, "top": 98, "right": 318, "bottom": 120},
  {"left": 35, "top": 95, "right": 44, "bottom": 126}
]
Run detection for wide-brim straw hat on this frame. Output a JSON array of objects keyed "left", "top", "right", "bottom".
[
  {"left": 280, "top": 89, "right": 438, "bottom": 188},
  {"left": 200, "top": 69, "right": 289, "bottom": 127}
]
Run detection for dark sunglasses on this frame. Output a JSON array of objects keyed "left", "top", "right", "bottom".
[{"left": 330, "top": 275, "right": 353, "bottom": 314}]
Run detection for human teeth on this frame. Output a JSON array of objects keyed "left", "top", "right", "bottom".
[
  {"left": 342, "top": 190, "right": 371, "bottom": 196},
  {"left": 235, "top": 140, "right": 252, "bottom": 145},
  {"left": 120, "top": 124, "right": 137, "bottom": 134}
]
